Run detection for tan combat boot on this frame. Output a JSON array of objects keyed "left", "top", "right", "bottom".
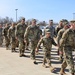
[
  {"left": 42, "top": 64, "right": 47, "bottom": 68},
  {"left": 50, "top": 66, "right": 55, "bottom": 72},
  {"left": 42, "top": 60, "right": 47, "bottom": 68},
  {"left": 60, "top": 68, "right": 66, "bottom": 75},
  {"left": 19, "top": 50, "right": 22, "bottom": 57},
  {"left": 71, "top": 73, "right": 74, "bottom": 75}
]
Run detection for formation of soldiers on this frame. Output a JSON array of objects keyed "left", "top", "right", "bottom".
[{"left": 0, "top": 18, "right": 75, "bottom": 75}]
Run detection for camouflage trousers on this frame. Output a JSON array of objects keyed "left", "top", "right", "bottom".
[
  {"left": 4, "top": 36, "right": 10, "bottom": 48},
  {"left": 58, "top": 46, "right": 63, "bottom": 58},
  {"left": 15, "top": 40, "right": 19, "bottom": 47},
  {"left": 30, "top": 41, "right": 38, "bottom": 59},
  {"left": 0, "top": 36, "right": 3, "bottom": 45},
  {"left": 18, "top": 38, "right": 25, "bottom": 54},
  {"left": 61, "top": 47, "right": 74, "bottom": 73},
  {"left": 25, "top": 39, "right": 29, "bottom": 49},
  {"left": 10, "top": 37, "right": 16, "bottom": 49},
  {"left": 43, "top": 49, "right": 51, "bottom": 66}
]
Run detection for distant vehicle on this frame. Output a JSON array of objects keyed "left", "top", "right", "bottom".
[{"left": 39, "top": 26, "right": 46, "bottom": 36}]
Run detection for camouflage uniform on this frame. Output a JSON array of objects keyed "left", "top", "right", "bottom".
[
  {"left": 37, "top": 36, "right": 57, "bottom": 64},
  {"left": 24, "top": 25, "right": 41, "bottom": 60},
  {"left": 0, "top": 27, "right": 3, "bottom": 46},
  {"left": 55, "top": 19, "right": 69, "bottom": 36},
  {"left": 57, "top": 26, "right": 68, "bottom": 61},
  {"left": 15, "top": 23, "right": 27, "bottom": 56},
  {"left": 60, "top": 28, "right": 75, "bottom": 74},
  {"left": 55, "top": 25, "right": 63, "bottom": 36},
  {"left": 8, "top": 26, "right": 16, "bottom": 52},
  {"left": 36, "top": 29, "right": 57, "bottom": 72},
  {"left": 3, "top": 26, "right": 10, "bottom": 50}
]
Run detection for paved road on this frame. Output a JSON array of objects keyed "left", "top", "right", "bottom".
[{"left": 0, "top": 45, "right": 75, "bottom": 75}]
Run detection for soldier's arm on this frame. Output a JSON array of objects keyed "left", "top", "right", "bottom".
[
  {"left": 2, "top": 28, "right": 5, "bottom": 36},
  {"left": 39, "top": 29, "right": 42, "bottom": 38},
  {"left": 8, "top": 28, "right": 11, "bottom": 39},
  {"left": 24, "top": 27, "right": 30, "bottom": 41},
  {"left": 55, "top": 26, "right": 59, "bottom": 35},
  {"left": 15, "top": 25, "right": 19, "bottom": 38},
  {"left": 54, "top": 27, "right": 57, "bottom": 37},
  {"left": 37, "top": 38, "right": 43, "bottom": 49},
  {"left": 56, "top": 30, "right": 62, "bottom": 44},
  {"left": 52, "top": 38, "right": 57, "bottom": 46},
  {"left": 43, "top": 28, "right": 47, "bottom": 36},
  {"left": 60, "top": 30, "right": 68, "bottom": 47}
]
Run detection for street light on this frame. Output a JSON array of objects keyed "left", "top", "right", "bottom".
[
  {"left": 73, "top": 13, "right": 75, "bottom": 20},
  {"left": 15, "top": 9, "right": 18, "bottom": 22}
]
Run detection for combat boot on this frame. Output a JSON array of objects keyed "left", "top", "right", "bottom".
[
  {"left": 50, "top": 66, "right": 55, "bottom": 72},
  {"left": 30, "top": 56, "right": 35, "bottom": 60},
  {"left": 11, "top": 48, "right": 14, "bottom": 52},
  {"left": 21, "top": 50, "right": 26, "bottom": 57},
  {"left": 19, "top": 49, "right": 22, "bottom": 57},
  {"left": 71, "top": 73, "right": 74, "bottom": 75},
  {"left": 6, "top": 47, "right": 9, "bottom": 50},
  {"left": 42, "top": 61, "right": 46, "bottom": 68},
  {"left": 60, "top": 68, "right": 66, "bottom": 75},
  {"left": 33, "top": 60, "right": 38, "bottom": 64},
  {"left": 13, "top": 48, "right": 16, "bottom": 52},
  {"left": 42, "top": 64, "right": 47, "bottom": 68}
]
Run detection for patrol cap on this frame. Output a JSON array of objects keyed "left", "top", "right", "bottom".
[
  {"left": 45, "top": 29, "right": 51, "bottom": 33},
  {"left": 32, "top": 19, "right": 36, "bottom": 22},
  {"left": 63, "top": 22, "right": 68, "bottom": 26},
  {"left": 70, "top": 20, "right": 75, "bottom": 23},
  {"left": 21, "top": 17, "right": 25, "bottom": 21},
  {"left": 60, "top": 20, "right": 63, "bottom": 22}
]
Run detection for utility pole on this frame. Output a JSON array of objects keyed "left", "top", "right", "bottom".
[
  {"left": 73, "top": 13, "right": 75, "bottom": 20},
  {"left": 15, "top": 9, "right": 18, "bottom": 22}
]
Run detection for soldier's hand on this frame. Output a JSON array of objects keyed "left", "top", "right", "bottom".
[
  {"left": 35, "top": 48, "right": 39, "bottom": 55},
  {"left": 57, "top": 44, "right": 59, "bottom": 47},
  {"left": 35, "top": 48, "right": 38, "bottom": 53},
  {"left": 24, "top": 40, "right": 27, "bottom": 43},
  {"left": 59, "top": 51, "right": 63, "bottom": 54}
]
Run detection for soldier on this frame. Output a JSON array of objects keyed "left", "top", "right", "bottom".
[
  {"left": 3, "top": 23, "right": 10, "bottom": 50},
  {"left": 0, "top": 24, "right": 3, "bottom": 46},
  {"left": 8, "top": 22, "right": 16, "bottom": 52},
  {"left": 24, "top": 19, "right": 41, "bottom": 62},
  {"left": 59, "top": 20, "right": 75, "bottom": 75},
  {"left": 57, "top": 22, "right": 69, "bottom": 61},
  {"left": 55, "top": 20, "right": 63, "bottom": 36},
  {"left": 44, "top": 20, "right": 56, "bottom": 38},
  {"left": 15, "top": 22, "right": 19, "bottom": 48},
  {"left": 36, "top": 29, "right": 57, "bottom": 72},
  {"left": 15, "top": 17, "right": 27, "bottom": 57}
]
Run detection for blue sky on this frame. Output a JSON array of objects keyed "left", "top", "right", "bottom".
[{"left": 0, "top": 0, "right": 75, "bottom": 22}]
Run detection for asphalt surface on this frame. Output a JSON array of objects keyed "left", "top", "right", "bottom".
[{"left": 0, "top": 45, "right": 75, "bottom": 75}]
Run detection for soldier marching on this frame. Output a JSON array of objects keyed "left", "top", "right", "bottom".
[{"left": 0, "top": 18, "right": 75, "bottom": 75}]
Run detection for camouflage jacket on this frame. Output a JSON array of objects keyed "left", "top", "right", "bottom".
[
  {"left": 24, "top": 25, "right": 41, "bottom": 41},
  {"left": 60, "top": 28, "right": 75, "bottom": 48},
  {"left": 3, "top": 26, "right": 10, "bottom": 37},
  {"left": 0, "top": 28, "right": 3, "bottom": 36},
  {"left": 57, "top": 28, "right": 67, "bottom": 44},
  {"left": 37, "top": 36, "right": 57, "bottom": 50},
  {"left": 15, "top": 23, "right": 27, "bottom": 37},
  {"left": 8, "top": 26, "right": 15, "bottom": 38},
  {"left": 55, "top": 25, "right": 63, "bottom": 35}
]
